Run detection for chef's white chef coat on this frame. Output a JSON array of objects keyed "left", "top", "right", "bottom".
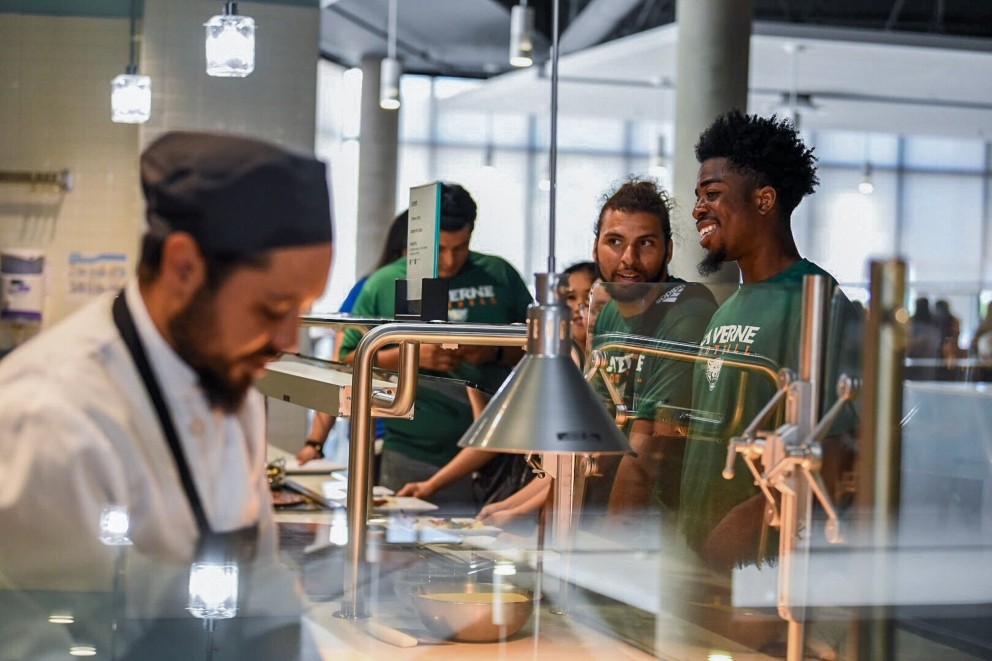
[{"left": 0, "top": 280, "right": 277, "bottom": 591}]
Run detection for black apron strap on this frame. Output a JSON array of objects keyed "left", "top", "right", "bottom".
[{"left": 112, "top": 292, "right": 212, "bottom": 537}]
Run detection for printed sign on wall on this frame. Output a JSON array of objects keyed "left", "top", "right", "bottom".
[{"left": 67, "top": 252, "right": 128, "bottom": 300}]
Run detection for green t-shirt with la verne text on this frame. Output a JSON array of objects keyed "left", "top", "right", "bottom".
[
  {"left": 339, "top": 252, "right": 532, "bottom": 467},
  {"left": 679, "top": 259, "right": 859, "bottom": 552}
]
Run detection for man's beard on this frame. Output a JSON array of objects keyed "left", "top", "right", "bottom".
[
  {"left": 609, "top": 265, "right": 667, "bottom": 303},
  {"left": 169, "top": 287, "right": 268, "bottom": 413},
  {"left": 697, "top": 247, "right": 727, "bottom": 277}
]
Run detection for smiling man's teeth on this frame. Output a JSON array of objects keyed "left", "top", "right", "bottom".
[{"left": 699, "top": 225, "right": 716, "bottom": 238}]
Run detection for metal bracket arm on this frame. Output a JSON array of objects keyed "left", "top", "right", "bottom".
[
  {"left": 584, "top": 349, "right": 629, "bottom": 429},
  {"left": 722, "top": 374, "right": 859, "bottom": 544}
]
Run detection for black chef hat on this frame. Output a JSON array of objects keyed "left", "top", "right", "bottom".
[{"left": 140, "top": 131, "right": 333, "bottom": 256}]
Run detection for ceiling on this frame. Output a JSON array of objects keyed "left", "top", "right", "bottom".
[
  {"left": 319, "top": 0, "right": 992, "bottom": 139},
  {"left": 5, "top": 1, "right": 989, "bottom": 139},
  {"left": 319, "top": 0, "right": 992, "bottom": 78},
  {"left": 442, "top": 21, "right": 992, "bottom": 140}
]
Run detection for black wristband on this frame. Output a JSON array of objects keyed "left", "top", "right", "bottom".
[{"left": 304, "top": 439, "right": 324, "bottom": 452}]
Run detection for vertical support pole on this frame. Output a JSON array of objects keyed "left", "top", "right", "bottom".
[
  {"left": 549, "top": 453, "right": 582, "bottom": 616},
  {"left": 852, "top": 259, "right": 907, "bottom": 659},
  {"left": 671, "top": 0, "right": 753, "bottom": 285},
  {"left": 781, "top": 275, "right": 831, "bottom": 660}
]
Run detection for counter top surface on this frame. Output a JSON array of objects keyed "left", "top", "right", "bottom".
[{"left": 302, "top": 599, "right": 778, "bottom": 661}]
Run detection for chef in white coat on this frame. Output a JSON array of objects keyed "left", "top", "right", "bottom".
[{"left": 0, "top": 131, "right": 333, "bottom": 659}]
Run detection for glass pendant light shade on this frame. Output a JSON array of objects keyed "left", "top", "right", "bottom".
[
  {"left": 509, "top": 4, "right": 535, "bottom": 68},
  {"left": 379, "top": 56, "right": 401, "bottom": 110},
  {"left": 459, "top": 274, "right": 630, "bottom": 455},
  {"left": 859, "top": 162, "right": 875, "bottom": 195},
  {"left": 205, "top": 2, "right": 255, "bottom": 78},
  {"left": 110, "top": 68, "right": 151, "bottom": 124}
]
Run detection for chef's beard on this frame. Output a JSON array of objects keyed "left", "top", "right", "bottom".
[
  {"left": 169, "top": 286, "right": 273, "bottom": 413},
  {"left": 697, "top": 247, "right": 727, "bottom": 277}
]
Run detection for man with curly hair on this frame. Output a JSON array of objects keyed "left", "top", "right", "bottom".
[
  {"left": 679, "top": 111, "right": 857, "bottom": 572},
  {"left": 586, "top": 179, "right": 716, "bottom": 519}
]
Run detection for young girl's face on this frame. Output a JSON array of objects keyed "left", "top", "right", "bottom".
[{"left": 565, "top": 270, "right": 595, "bottom": 346}]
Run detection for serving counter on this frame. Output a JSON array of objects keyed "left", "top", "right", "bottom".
[{"left": 258, "top": 281, "right": 992, "bottom": 660}]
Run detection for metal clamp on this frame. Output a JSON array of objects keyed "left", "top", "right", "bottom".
[{"left": 723, "top": 373, "right": 859, "bottom": 544}]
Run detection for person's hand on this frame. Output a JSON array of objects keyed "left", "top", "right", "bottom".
[
  {"left": 397, "top": 480, "right": 434, "bottom": 499},
  {"left": 456, "top": 345, "right": 499, "bottom": 366},
  {"left": 418, "top": 344, "right": 462, "bottom": 372},
  {"left": 296, "top": 443, "right": 322, "bottom": 466},
  {"left": 476, "top": 501, "right": 510, "bottom": 524},
  {"left": 479, "top": 508, "right": 519, "bottom": 528}
]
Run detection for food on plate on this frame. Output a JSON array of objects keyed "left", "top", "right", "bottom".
[
  {"left": 425, "top": 517, "right": 485, "bottom": 531},
  {"left": 270, "top": 489, "right": 305, "bottom": 507},
  {"left": 373, "top": 497, "right": 390, "bottom": 507}
]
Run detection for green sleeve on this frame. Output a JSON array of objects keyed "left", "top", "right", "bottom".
[{"left": 337, "top": 269, "right": 397, "bottom": 360}]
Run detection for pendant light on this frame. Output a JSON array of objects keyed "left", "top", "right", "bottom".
[
  {"left": 482, "top": 114, "right": 496, "bottom": 171},
  {"left": 859, "top": 135, "right": 874, "bottom": 195},
  {"left": 509, "top": 1, "right": 535, "bottom": 68},
  {"left": 859, "top": 163, "right": 875, "bottom": 195},
  {"left": 205, "top": 2, "right": 255, "bottom": 78},
  {"left": 458, "top": 0, "right": 629, "bottom": 457},
  {"left": 648, "top": 134, "right": 670, "bottom": 183},
  {"left": 379, "top": 0, "right": 401, "bottom": 110},
  {"left": 110, "top": 0, "right": 150, "bottom": 124}
]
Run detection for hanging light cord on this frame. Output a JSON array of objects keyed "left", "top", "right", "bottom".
[
  {"left": 547, "top": 0, "right": 560, "bottom": 274},
  {"left": 127, "top": 0, "right": 138, "bottom": 73},
  {"left": 387, "top": 0, "right": 397, "bottom": 61}
]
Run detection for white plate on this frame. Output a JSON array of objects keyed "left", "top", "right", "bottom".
[
  {"left": 373, "top": 496, "right": 438, "bottom": 513},
  {"left": 283, "top": 458, "right": 347, "bottom": 475},
  {"left": 321, "top": 483, "right": 394, "bottom": 501},
  {"left": 415, "top": 517, "right": 500, "bottom": 535}
]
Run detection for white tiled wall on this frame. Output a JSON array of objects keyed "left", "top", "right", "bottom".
[
  {"left": 0, "top": 2, "right": 321, "bottom": 352},
  {"left": 140, "top": 0, "right": 320, "bottom": 153},
  {"left": 0, "top": 14, "right": 142, "bottom": 348}
]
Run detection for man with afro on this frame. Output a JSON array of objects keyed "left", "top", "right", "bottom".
[{"left": 678, "top": 111, "right": 858, "bottom": 572}]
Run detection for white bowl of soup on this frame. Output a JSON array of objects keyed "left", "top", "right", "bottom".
[{"left": 412, "top": 581, "right": 536, "bottom": 642}]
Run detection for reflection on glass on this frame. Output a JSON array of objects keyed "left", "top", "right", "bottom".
[
  {"left": 187, "top": 563, "right": 239, "bottom": 619},
  {"left": 99, "top": 505, "right": 132, "bottom": 546}
]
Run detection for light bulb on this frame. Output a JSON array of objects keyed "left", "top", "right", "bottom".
[
  {"left": 509, "top": 5, "right": 534, "bottom": 68},
  {"left": 205, "top": 3, "right": 255, "bottom": 78},
  {"left": 110, "top": 73, "right": 151, "bottom": 124},
  {"left": 379, "top": 57, "right": 401, "bottom": 110},
  {"left": 859, "top": 163, "right": 874, "bottom": 195}
]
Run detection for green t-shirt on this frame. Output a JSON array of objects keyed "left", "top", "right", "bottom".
[
  {"left": 679, "top": 259, "right": 860, "bottom": 552},
  {"left": 339, "top": 252, "right": 532, "bottom": 466},
  {"left": 591, "top": 279, "right": 717, "bottom": 511},
  {"left": 592, "top": 278, "right": 717, "bottom": 425}
]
